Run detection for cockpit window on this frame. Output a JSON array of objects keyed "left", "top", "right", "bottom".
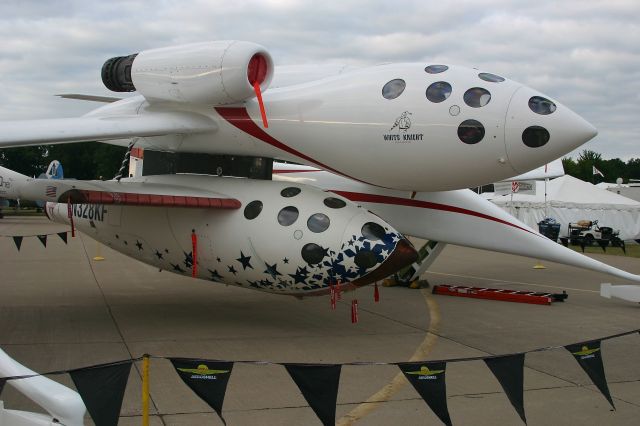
[
  {"left": 458, "top": 120, "right": 485, "bottom": 144},
  {"left": 307, "top": 213, "right": 330, "bottom": 233},
  {"left": 426, "top": 81, "right": 452, "bottom": 103},
  {"left": 244, "top": 200, "right": 263, "bottom": 219},
  {"left": 281, "top": 187, "right": 301, "bottom": 197},
  {"left": 464, "top": 87, "right": 491, "bottom": 108},
  {"left": 382, "top": 79, "right": 406, "bottom": 100},
  {"left": 362, "top": 222, "right": 386, "bottom": 241},
  {"left": 425, "top": 65, "right": 448, "bottom": 74},
  {"left": 522, "top": 126, "right": 550, "bottom": 147},
  {"left": 278, "top": 206, "right": 299, "bottom": 226},
  {"left": 478, "top": 72, "right": 505, "bottom": 82},
  {"left": 529, "top": 96, "right": 557, "bottom": 115}
]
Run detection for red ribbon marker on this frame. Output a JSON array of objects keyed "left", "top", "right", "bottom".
[
  {"left": 374, "top": 282, "right": 380, "bottom": 303},
  {"left": 253, "top": 82, "right": 268, "bottom": 128},
  {"left": 67, "top": 196, "right": 75, "bottom": 238},
  {"left": 191, "top": 230, "right": 198, "bottom": 278},
  {"left": 336, "top": 281, "right": 342, "bottom": 301},
  {"left": 351, "top": 299, "right": 359, "bottom": 324},
  {"left": 330, "top": 284, "right": 336, "bottom": 310}
]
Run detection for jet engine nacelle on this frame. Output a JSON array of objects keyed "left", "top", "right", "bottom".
[{"left": 102, "top": 41, "right": 273, "bottom": 105}]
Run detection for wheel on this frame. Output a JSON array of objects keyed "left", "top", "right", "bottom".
[{"left": 584, "top": 234, "right": 594, "bottom": 246}]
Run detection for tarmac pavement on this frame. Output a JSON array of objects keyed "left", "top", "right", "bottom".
[{"left": 0, "top": 216, "right": 639, "bottom": 425}]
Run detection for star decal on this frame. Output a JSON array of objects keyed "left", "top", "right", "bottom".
[
  {"left": 136, "top": 240, "right": 143, "bottom": 251},
  {"left": 216, "top": 257, "right": 221, "bottom": 262},
  {"left": 172, "top": 263, "right": 185, "bottom": 273},
  {"left": 115, "top": 234, "right": 119, "bottom": 239},
  {"left": 264, "top": 262, "right": 282, "bottom": 279},
  {"left": 183, "top": 252, "right": 194, "bottom": 268},
  {"left": 236, "top": 251, "right": 253, "bottom": 270},
  {"left": 154, "top": 250, "right": 163, "bottom": 259},
  {"left": 208, "top": 269, "right": 223, "bottom": 281},
  {"left": 227, "top": 265, "right": 238, "bottom": 275},
  {"left": 283, "top": 257, "right": 289, "bottom": 264},
  {"left": 288, "top": 267, "right": 309, "bottom": 284},
  {"left": 89, "top": 220, "right": 96, "bottom": 229}
]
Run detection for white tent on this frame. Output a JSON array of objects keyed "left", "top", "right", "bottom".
[{"left": 489, "top": 175, "right": 640, "bottom": 240}]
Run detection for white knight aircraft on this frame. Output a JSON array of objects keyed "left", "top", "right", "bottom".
[{"left": 1, "top": 40, "right": 639, "bottom": 298}]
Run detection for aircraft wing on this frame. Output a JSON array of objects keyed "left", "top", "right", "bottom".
[
  {"left": 0, "top": 166, "right": 240, "bottom": 209},
  {"left": 0, "top": 111, "right": 217, "bottom": 148}
]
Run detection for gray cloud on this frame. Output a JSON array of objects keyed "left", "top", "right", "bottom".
[{"left": 0, "top": 0, "right": 638, "bottom": 159}]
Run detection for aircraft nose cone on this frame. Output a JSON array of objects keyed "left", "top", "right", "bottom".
[
  {"left": 352, "top": 237, "right": 418, "bottom": 287},
  {"left": 504, "top": 86, "right": 598, "bottom": 174}
]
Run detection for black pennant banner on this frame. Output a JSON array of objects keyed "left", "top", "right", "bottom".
[
  {"left": 37, "top": 234, "right": 47, "bottom": 248},
  {"left": 12, "top": 236, "right": 23, "bottom": 251},
  {"left": 57, "top": 231, "right": 68, "bottom": 244},
  {"left": 399, "top": 361, "right": 452, "bottom": 426},
  {"left": 69, "top": 360, "right": 132, "bottom": 426},
  {"left": 484, "top": 353, "right": 526, "bottom": 424},
  {"left": 284, "top": 363, "right": 341, "bottom": 426},
  {"left": 565, "top": 340, "right": 615, "bottom": 409},
  {"left": 170, "top": 358, "right": 234, "bottom": 425}
]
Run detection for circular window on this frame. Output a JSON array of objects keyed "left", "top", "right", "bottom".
[
  {"left": 425, "top": 65, "right": 448, "bottom": 74},
  {"left": 382, "top": 79, "right": 406, "bottom": 100},
  {"left": 426, "top": 81, "right": 452, "bottom": 103},
  {"left": 458, "top": 120, "right": 485, "bottom": 144},
  {"left": 354, "top": 250, "right": 378, "bottom": 269},
  {"left": 362, "top": 222, "right": 386, "bottom": 241},
  {"left": 278, "top": 206, "right": 299, "bottom": 226},
  {"left": 522, "top": 126, "right": 550, "bottom": 148},
  {"left": 301, "top": 243, "right": 325, "bottom": 265},
  {"left": 280, "top": 187, "right": 301, "bottom": 197},
  {"left": 529, "top": 96, "right": 556, "bottom": 115},
  {"left": 307, "top": 213, "right": 330, "bottom": 233},
  {"left": 324, "top": 197, "right": 346, "bottom": 209},
  {"left": 478, "top": 73, "right": 505, "bottom": 82},
  {"left": 464, "top": 87, "right": 491, "bottom": 108},
  {"left": 244, "top": 200, "right": 263, "bottom": 220}
]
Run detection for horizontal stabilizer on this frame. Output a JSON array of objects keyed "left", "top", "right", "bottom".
[
  {"left": 0, "top": 111, "right": 217, "bottom": 148},
  {"left": 56, "top": 93, "right": 123, "bottom": 103}
]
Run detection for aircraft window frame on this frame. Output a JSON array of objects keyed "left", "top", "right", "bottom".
[
  {"left": 426, "top": 81, "right": 452, "bottom": 103},
  {"left": 382, "top": 79, "right": 406, "bottom": 100},
  {"left": 324, "top": 197, "right": 346, "bottom": 209},
  {"left": 301, "top": 243, "right": 325, "bottom": 265},
  {"left": 463, "top": 87, "right": 491, "bottom": 108},
  {"left": 281, "top": 187, "right": 302, "bottom": 197},
  {"left": 244, "top": 200, "right": 263, "bottom": 220},
  {"left": 528, "top": 96, "right": 557, "bottom": 115},
  {"left": 425, "top": 65, "right": 449, "bottom": 74},
  {"left": 277, "top": 206, "right": 299, "bottom": 226},
  {"left": 478, "top": 72, "right": 505, "bottom": 82},
  {"left": 307, "top": 213, "right": 331, "bottom": 233},
  {"left": 522, "top": 126, "right": 550, "bottom": 148},
  {"left": 457, "top": 119, "right": 485, "bottom": 144}
]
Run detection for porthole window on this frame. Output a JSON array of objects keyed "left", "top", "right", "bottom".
[
  {"left": 464, "top": 87, "right": 491, "bottom": 107},
  {"left": 244, "top": 200, "right": 263, "bottom": 220},
  {"left": 528, "top": 96, "right": 556, "bottom": 115},
  {"left": 277, "top": 206, "right": 299, "bottom": 226},
  {"left": 382, "top": 79, "right": 406, "bottom": 100},
  {"left": 478, "top": 73, "right": 505, "bottom": 82},
  {"left": 426, "top": 81, "right": 452, "bottom": 103},
  {"left": 362, "top": 222, "right": 386, "bottom": 241},
  {"left": 425, "top": 65, "right": 448, "bottom": 74},
  {"left": 457, "top": 120, "right": 485, "bottom": 144},
  {"left": 280, "top": 187, "right": 301, "bottom": 197},
  {"left": 307, "top": 213, "right": 330, "bottom": 233},
  {"left": 522, "top": 126, "right": 550, "bottom": 148},
  {"left": 301, "top": 243, "right": 325, "bottom": 264},
  {"left": 324, "top": 197, "right": 346, "bottom": 209},
  {"left": 354, "top": 250, "right": 378, "bottom": 269}
]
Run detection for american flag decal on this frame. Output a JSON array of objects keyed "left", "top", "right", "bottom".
[{"left": 45, "top": 185, "right": 57, "bottom": 198}]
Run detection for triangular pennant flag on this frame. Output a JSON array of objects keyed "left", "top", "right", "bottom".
[
  {"left": 12, "top": 236, "right": 23, "bottom": 251},
  {"left": 170, "top": 358, "right": 234, "bottom": 425},
  {"left": 57, "top": 232, "right": 68, "bottom": 244},
  {"left": 565, "top": 340, "right": 614, "bottom": 409},
  {"left": 284, "top": 364, "right": 341, "bottom": 426},
  {"left": 37, "top": 234, "right": 47, "bottom": 248},
  {"left": 484, "top": 354, "right": 526, "bottom": 424},
  {"left": 399, "top": 361, "right": 452, "bottom": 426},
  {"left": 70, "top": 361, "right": 132, "bottom": 426}
]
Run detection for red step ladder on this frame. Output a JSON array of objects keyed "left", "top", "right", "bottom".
[{"left": 432, "top": 284, "right": 567, "bottom": 305}]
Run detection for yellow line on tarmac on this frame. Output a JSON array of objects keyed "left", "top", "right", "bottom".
[
  {"left": 426, "top": 271, "right": 600, "bottom": 294},
  {"left": 336, "top": 289, "right": 440, "bottom": 425}
]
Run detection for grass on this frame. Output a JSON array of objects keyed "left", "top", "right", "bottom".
[
  {"left": 0, "top": 208, "right": 45, "bottom": 217},
  {"left": 566, "top": 243, "right": 640, "bottom": 258}
]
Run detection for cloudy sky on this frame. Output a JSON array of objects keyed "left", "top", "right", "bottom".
[{"left": 0, "top": 0, "right": 638, "bottom": 159}]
